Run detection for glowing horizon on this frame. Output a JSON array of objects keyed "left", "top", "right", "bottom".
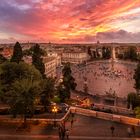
[{"left": 0, "top": 0, "right": 140, "bottom": 43}]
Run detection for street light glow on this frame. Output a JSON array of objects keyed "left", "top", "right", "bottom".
[{"left": 52, "top": 106, "right": 58, "bottom": 113}]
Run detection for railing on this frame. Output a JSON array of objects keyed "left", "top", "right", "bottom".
[
  {"left": 0, "top": 107, "right": 73, "bottom": 124},
  {"left": 93, "top": 103, "right": 134, "bottom": 115},
  {"left": 71, "top": 93, "right": 132, "bottom": 115},
  {"left": 0, "top": 106, "right": 139, "bottom": 126},
  {"left": 73, "top": 107, "right": 140, "bottom": 126}
]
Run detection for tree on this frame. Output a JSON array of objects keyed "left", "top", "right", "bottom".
[
  {"left": 0, "top": 62, "right": 42, "bottom": 106},
  {"left": 87, "top": 47, "right": 92, "bottom": 59},
  {"left": 10, "top": 79, "right": 41, "bottom": 126},
  {"left": 102, "top": 47, "right": 111, "bottom": 59},
  {"left": 32, "top": 44, "right": 45, "bottom": 78},
  {"left": 106, "top": 48, "right": 111, "bottom": 59},
  {"left": 23, "top": 49, "right": 32, "bottom": 56},
  {"left": 133, "top": 63, "right": 140, "bottom": 93},
  {"left": 0, "top": 67, "right": 4, "bottom": 102},
  {"left": 0, "top": 48, "right": 3, "bottom": 52},
  {"left": 0, "top": 62, "right": 41, "bottom": 87},
  {"left": 61, "top": 63, "right": 77, "bottom": 100},
  {"left": 102, "top": 47, "right": 106, "bottom": 58},
  {"left": 134, "top": 107, "right": 140, "bottom": 118},
  {"left": 0, "top": 81, "right": 4, "bottom": 102},
  {"left": 127, "top": 93, "right": 140, "bottom": 109},
  {"left": 0, "top": 54, "right": 7, "bottom": 64},
  {"left": 124, "top": 47, "right": 137, "bottom": 61},
  {"left": 129, "top": 47, "right": 137, "bottom": 60},
  {"left": 40, "top": 77, "right": 55, "bottom": 111},
  {"left": 0, "top": 61, "right": 42, "bottom": 126},
  {"left": 57, "top": 84, "right": 68, "bottom": 103},
  {"left": 10, "top": 42, "right": 23, "bottom": 63}
]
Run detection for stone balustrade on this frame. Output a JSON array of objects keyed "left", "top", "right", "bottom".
[{"left": 0, "top": 106, "right": 139, "bottom": 126}]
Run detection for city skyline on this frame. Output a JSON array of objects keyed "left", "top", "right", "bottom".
[{"left": 0, "top": 0, "right": 140, "bottom": 43}]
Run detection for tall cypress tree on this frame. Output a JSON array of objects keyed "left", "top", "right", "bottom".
[
  {"left": 134, "top": 62, "right": 140, "bottom": 94},
  {"left": 0, "top": 54, "right": 7, "bottom": 64},
  {"left": 32, "top": 44, "right": 45, "bottom": 78},
  {"left": 10, "top": 42, "right": 23, "bottom": 63},
  {"left": 62, "top": 63, "right": 77, "bottom": 99}
]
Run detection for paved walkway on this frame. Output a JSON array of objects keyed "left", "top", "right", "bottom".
[
  {"left": 0, "top": 114, "right": 140, "bottom": 139},
  {"left": 0, "top": 134, "right": 139, "bottom": 140},
  {"left": 64, "top": 115, "right": 140, "bottom": 138}
]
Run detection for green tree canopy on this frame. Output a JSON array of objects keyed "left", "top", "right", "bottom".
[
  {"left": 0, "top": 62, "right": 41, "bottom": 85},
  {"left": 57, "top": 84, "right": 69, "bottom": 103},
  {"left": 40, "top": 77, "right": 55, "bottom": 110},
  {"left": 134, "top": 107, "right": 140, "bottom": 118},
  {"left": 61, "top": 63, "right": 77, "bottom": 100},
  {"left": 124, "top": 47, "right": 137, "bottom": 60},
  {"left": 87, "top": 47, "right": 92, "bottom": 59},
  {"left": 10, "top": 79, "right": 41, "bottom": 125},
  {"left": 0, "top": 61, "right": 42, "bottom": 125},
  {"left": 133, "top": 63, "right": 140, "bottom": 93},
  {"left": 23, "top": 49, "right": 32, "bottom": 56},
  {"left": 32, "top": 44, "right": 45, "bottom": 78},
  {"left": 127, "top": 92, "right": 140, "bottom": 109},
  {"left": 0, "top": 81, "right": 4, "bottom": 102},
  {"left": 62, "top": 63, "right": 77, "bottom": 91},
  {"left": 10, "top": 42, "right": 23, "bottom": 63},
  {"left": 0, "top": 54, "right": 7, "bottom": 64},
  {"left": 0, "top": 62, "right": 42, "bottom": 99},
  {"left": 102, "top": 47, "right": 111, "bottom": 59}
]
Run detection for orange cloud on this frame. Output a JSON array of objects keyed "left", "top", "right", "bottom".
[{"left": 0, "top": 0, "right": 140, "bottom": 43}]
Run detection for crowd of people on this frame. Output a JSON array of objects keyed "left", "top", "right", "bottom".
[{"left": 72, "top": 61, "right": 136, "bottom": 98}]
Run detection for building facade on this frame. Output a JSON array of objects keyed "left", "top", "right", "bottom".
[
  {"left": 43, "top": 57, "right": 57, "bottom": 78},
  {"left": 47, "top": 51, "right": 61, "bottom": 67},
  {"left": 23, "top": 55, "right": 59, "bottom": 78},
  {"left": 62, "top": 51, "right": 89, "bottom": 64}
]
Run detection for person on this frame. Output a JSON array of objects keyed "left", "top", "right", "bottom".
[
  {"left": 138, "top": 120, "right": 140, "bottom": 126},
  {"left": 71, "top": 113, "right": 75, "bottom": 119},
  {"left": 131, "top": 126, "right": 135, "bottom": 136},
  {"left": 58, "top": 126, "right": 62, "bottom": 140},
  {"left": 71, "top": 119, "right": 74, "bottom": 128},
  {"left": 110, "top": 125, "right": 115, "bottom": 136},
  {"left": 62, "top": 128, "right": 65, "bottom": 140},
  {"left": 127, "top": 127, "right": 132, "bottom": 137},
  {"left": 65, "top": 129, "right": 69, "bottom": 139}
]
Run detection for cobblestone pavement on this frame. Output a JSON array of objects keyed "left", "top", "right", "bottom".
[{"left": 71, "top": 60, "right": 137, "bottom": 98}]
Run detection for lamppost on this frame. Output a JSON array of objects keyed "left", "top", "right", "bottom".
[{"left": 52, "top": 106, "right": 58, "bottom": 127}]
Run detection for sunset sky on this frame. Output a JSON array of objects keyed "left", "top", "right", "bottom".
[{"left": 0, "top": 0, "right": 140, "bottom": 43}]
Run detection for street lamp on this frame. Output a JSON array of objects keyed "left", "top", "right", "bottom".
[{"left": 52, "top": 106, "right": 58, "bottom": 127}]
